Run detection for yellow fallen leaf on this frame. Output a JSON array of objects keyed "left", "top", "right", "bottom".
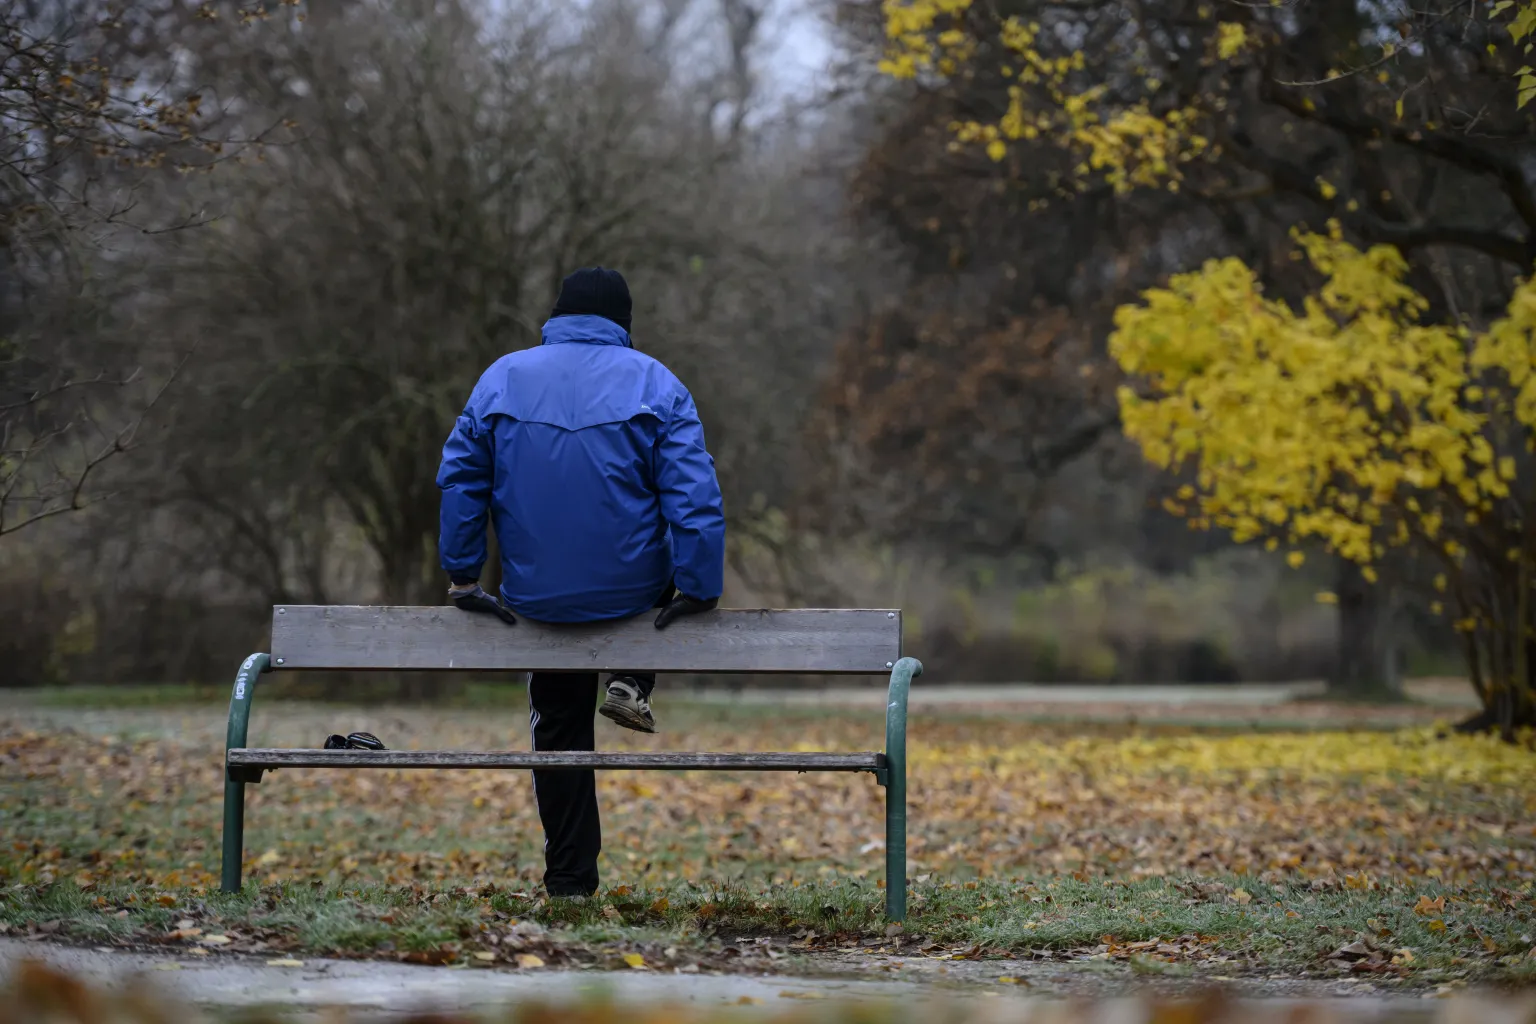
[
  {"left": 473, "top": 951, "right": 495, "bottom": 962},
  {"left": 1230, "top": 888, "right": 1252, "bottom": 905},
  {"left": 515, "top": 954, "right": 544, "bottom": 969},
  {"left": 778, "top": 990, "right": 825, "bottom": 999},
  {"left": 649, "top": 897, "right": 670, "bottom": 914},
  {"left": 155, "top": 894, "right": 176, "bottom": 906},
  {"left": 623, "top": 952, "right": 645, "bottom": 969},
  {"left": 1415, "top": 895, "right": 1446, "bottom": 915},
  {"left": 736, "top": 996, "right": 763, "bottom": 1005},
  {"left": 998, "top": 976, "right": 1019, "bottom": 984},
  {"left": 1427, "top": 919, "right": 1447, "bottom": 933},
  {"left": 266, "top": 959, "right": 305, "bottom": 967},
  {"left": 199, "top": 935, "right": 232, "bottom": 945},
  {"left": 256, "top": 849, "right": 281, "bottom": 867}
]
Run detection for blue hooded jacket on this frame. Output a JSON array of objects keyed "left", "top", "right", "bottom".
[{"left": 436, "top": 315, "right": 726, "bottom": 623}]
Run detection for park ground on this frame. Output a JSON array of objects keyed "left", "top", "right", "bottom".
[{"left": 3, "top": 679, "right": 1536, "bottom": 1014}]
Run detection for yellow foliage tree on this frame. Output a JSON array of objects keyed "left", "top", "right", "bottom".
[
  {"left": 878, "top": 0, "right": 1534, "bottom": 183},
  {"left": 868, "top": 0, "right": 1536, "bottom": 706},
  {"left": 1108, "top": 226, "right": 1536, "bottom": 732}
]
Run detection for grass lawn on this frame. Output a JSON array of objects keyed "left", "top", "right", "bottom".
[{"left": 4, "top": 690, "right": 1535, "bottom": 990}]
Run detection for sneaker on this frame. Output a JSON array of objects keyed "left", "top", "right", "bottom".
[{"left": 598, "top": 677, "right": 656, "bottom": 733}]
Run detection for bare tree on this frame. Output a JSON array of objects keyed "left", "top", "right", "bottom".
[
  {"left": 125, "top": 0, "right": 847, "bottom": 611},
  {"left": 0, "top": 0, "right": 298, "bottom": 539}
]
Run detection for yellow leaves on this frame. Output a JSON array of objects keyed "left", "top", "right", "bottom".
[
  {"left": 1316, "top": 177, "right": 1338, "bottom": 200},
  {"left": 1315, "top": 591, "right": 1338, "bottom": 604},
  {"left": 1491, "top": 2, "right": 1536, "bottom": 105},
  {"left": 265, "top": 958, "right": 305, "bottom": 967},
  {"left": 1111, "top": 234, "right": 1536, "bottom": 655},
  {"left": 1215, "top": 23, "right": 1248, "bottom": 61},
  {"left": 1286, "top": 552, "right": 1305, "bottom": 569},
  {"left": 879, "top": 2, "right": 1211, "bottom": 192},
  {"left": 1415, "top": 894, "right": 1447, "bottom": 916},
  {"left": 1229, "top": 888, "right": 1252, "bottom": 904},
  {"left": 515, "top": 953, "right": 545, "bottom": 969},
  {"left": 623, "top": 952, "right": 646, "bottom": 969}
]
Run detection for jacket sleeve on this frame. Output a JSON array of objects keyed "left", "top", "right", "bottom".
[
  {"left": 655, "top": 389, "right": 726, "bottom": 601},
  {"left": 436, "top": 400, "right": 494, "bottom": 583}
]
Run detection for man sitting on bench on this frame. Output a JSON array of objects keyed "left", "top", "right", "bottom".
[{"left": 435, "top": 266, "right": 726, "bottom": 897}]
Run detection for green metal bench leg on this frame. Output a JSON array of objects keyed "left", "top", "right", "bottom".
[
  {"left": 882, "top": 656, "right": 922, "bottom": 922},
  {"left": 221, "top": 652, "right": 271, "bottom": 893}
]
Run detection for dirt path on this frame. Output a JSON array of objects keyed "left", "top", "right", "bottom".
[{"left": 0, "top": 937, "right": 1502, "bottom": 1021}]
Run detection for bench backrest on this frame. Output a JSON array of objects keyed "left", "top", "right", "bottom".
[{"left": 270, "top": 606, "right": 902, "bottom": 674}]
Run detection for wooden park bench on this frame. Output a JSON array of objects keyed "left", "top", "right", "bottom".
[{"left": 221, "top": 606, "right": 923, "bottom": 920}]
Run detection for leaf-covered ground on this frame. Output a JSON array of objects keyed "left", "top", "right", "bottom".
[{"left": 3, "top": 695, "right": 1536, "bottom": 989}]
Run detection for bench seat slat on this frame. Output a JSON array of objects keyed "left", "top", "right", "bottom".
[
  {"left": 228, "top": 748, "right": 885, "bottom": 772},
  {"left": 270, "top": 606, "right": 901, "bottom": 673}
]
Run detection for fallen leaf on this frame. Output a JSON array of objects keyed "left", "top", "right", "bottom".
[
  {"left": 1230, "top": 888, "right": 1252, "bottom": 905},
  {"left": 735, "top": 996, "right": 763, "bottom": 1005},
  {"left": 1415, "top": 895, "right": 1446, "bottom": 916},
  {"left": 778, "top": 990, "right": 825, "bottom": 999},
  {"left": 623, "top": 952, "right": 645, "bottom": 968},
  {"left": 515, "top": 953, "right": 544, "bottom": 969},
  {"left": 1331, "top": 942, "right": 1372, "bottom": 961},
  {"left": 199, "top": 935, "right": 231, "bottom": 945},
  {"left": 266, "top": 959, "right": 305, "bottom": 968},
  {"left": 155, "top": 894, "right": 176, "bottom": 906}
]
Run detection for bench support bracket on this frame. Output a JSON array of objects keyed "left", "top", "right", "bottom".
[
  {"left": 882, "top": 656, "right": 922, "bottom": 923},
  {"left": 221, "top": 652, "right": 271, "bottom": 894}
]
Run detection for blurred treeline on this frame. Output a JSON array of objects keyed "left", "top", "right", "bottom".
[{"left": 0, "top": 0, "right": 1500, "bottom": 688}]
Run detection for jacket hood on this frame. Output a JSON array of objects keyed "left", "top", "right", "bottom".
[{"left": 541, "top": 314, "right": 632, "bottom": 349}]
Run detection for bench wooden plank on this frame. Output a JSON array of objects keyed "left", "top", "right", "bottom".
[
  {"left": 229, "top": 749, "right": 885, "bottom": 772},
  {"left": 270, "top": 606, "right": 901, "bottom": 673}
]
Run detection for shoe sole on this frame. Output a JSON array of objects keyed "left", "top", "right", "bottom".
[{"left": 599, "top": 700, "right": 656, "bottom": 734}]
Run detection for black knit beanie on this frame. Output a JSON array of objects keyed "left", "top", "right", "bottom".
[{"left": 550, "top": 266, "right": 632, "bottom": 333}]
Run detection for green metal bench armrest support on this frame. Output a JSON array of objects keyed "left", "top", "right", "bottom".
[
  {"left": 882, "top": 656, "right": 922, "bottom": 922},
  {"left": 221, "top": 652, "right": 270, "bottom": 893}
]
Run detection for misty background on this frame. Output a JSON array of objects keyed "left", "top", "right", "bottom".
[{"left": 1, "top": 0, "right": 1480, "bottom": 693}]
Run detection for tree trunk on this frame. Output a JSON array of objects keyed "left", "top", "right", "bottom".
[{"left": 1329, "top": 559, "right": 1402, "bottom": 700}]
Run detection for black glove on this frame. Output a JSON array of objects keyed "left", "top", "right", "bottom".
[
  {"left": 449, "top": 582, "right": 516, "bottom": 626},
  {"left": 325, "top": 732, "right": 386, "bottom": 750},
  {"left": 654, "top": 595, "right": 718, "bottom": 630}
]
